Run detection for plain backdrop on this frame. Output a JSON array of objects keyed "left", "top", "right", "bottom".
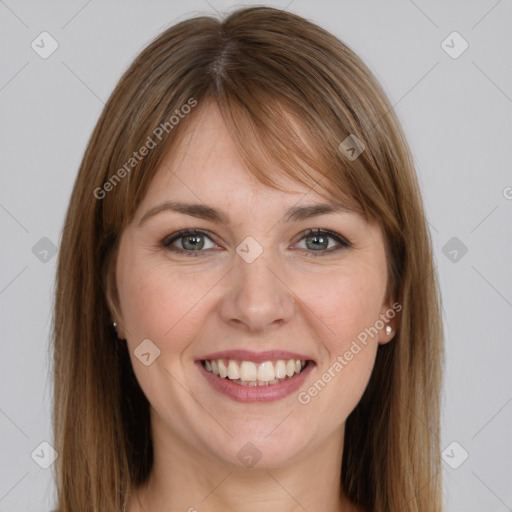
[{"left": 0, "top": 0, "right": 511, "bottom": 511}]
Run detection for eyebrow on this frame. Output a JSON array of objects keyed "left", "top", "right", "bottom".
[{"left": 138, "top": 200, "right": 354, "bottom": 227}]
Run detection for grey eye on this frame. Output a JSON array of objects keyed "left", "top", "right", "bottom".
[
  {"left": 163, "top": 229, "right": 217, "bottom": 254},
  {"left": 295, "top": 229, "right": 348, "bottom": 253},
  {"left": 302, "top": 233, "right": 332, "bottom": 250},
  {"left": 180, "top": 234, "right": 206, "bottom": 250}
]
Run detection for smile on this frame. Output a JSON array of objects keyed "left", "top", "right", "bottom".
[
  {"left": 202, "top": 358, "right": 308, "bottom": 386},
  {"left": 196, "top": 351, "right": 315, "bottom": 403}
]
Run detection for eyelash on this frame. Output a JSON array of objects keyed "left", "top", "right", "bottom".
[{"left": 161, "top": 228, "right": 351, "bottom": 257}]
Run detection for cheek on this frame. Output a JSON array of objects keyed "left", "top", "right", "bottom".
[
  {"left": 316, "top": 349, "right": 377, "bottom": 423},
  {"left": 292, "top": 264, "right": 384, "bottom": 412},
  {"left": 294, "top": 263, "right": 386, "bottom": 348},
  {"left": 297, "top": 280, "right": 380, "bottom": 421},
  {"left": 116, "top": 256, "right": 218, "bottom": 410},
  {"left": 116, "top": 249, "right": 218, "bottom": 346}
]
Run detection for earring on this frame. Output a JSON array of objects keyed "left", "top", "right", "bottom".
[
  {"left": 112, "top": 322, "right": 119, "bottom": 338},
  {"left": 385, "top": 325, "right": 392, "bottom": 336}
]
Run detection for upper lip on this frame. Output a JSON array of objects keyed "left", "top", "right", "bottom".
[{"left": 197, "top": 350, "right": 315, "bottom": 364}]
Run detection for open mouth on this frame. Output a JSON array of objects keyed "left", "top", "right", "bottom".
[{"left": 201, "top": 358, "right": 310, "bottom": 386}]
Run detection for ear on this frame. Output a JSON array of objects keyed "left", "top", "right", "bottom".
[
  {"left": 106, "top": 291, "right": 127, "bottom": 340},
  {"left": 104, "top": 248, "right": 127, "bottom": 340},
  {"left": 377, "top": 298, "right": 401, "bottom": 345}
]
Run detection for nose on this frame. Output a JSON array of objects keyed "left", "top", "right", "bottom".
[{"left": 218, "top": 248, "right": 295, "bottom": 333}]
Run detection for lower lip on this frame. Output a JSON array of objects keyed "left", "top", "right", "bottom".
[{"left": 196, "top": 361, "right": 315, "bottom": 403}]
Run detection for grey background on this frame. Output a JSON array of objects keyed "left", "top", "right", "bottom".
[{"left": 0, "top": 0, "right": 511, "bottom": 510}]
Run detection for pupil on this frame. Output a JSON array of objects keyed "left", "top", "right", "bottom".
[
  {"left": 308, "top": 235, "right": 327, "bottom": 250},
  {"left": 184, "top": 235, "right": 203, "bottom": 250}
]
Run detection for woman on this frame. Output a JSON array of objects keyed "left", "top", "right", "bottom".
[{"left": 52, "top": 6, "right": 444, "bottom": 511}]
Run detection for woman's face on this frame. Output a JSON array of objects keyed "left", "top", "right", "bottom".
[{"left": 114, "top": 102, "right": 396, "bottom": 469}]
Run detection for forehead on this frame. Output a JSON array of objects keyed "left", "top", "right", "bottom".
[{"left": 138, "top": 101, "right": 333, "bottom": 209}]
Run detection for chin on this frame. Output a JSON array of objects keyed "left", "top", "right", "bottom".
[{"left": 196, "top": 419, "right": 312, "bottom": 470}]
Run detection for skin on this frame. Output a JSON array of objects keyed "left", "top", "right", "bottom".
[{"left": 113, "top": 102, "right": 397, "bottom": 512}]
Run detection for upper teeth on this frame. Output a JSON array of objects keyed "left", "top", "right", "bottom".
[{"left": 203, "top": 358, "right": 306, "bottom": 385}]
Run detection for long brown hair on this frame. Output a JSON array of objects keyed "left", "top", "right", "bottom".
[{"left": 52, "top": 6, "right": 444, "bottom": 511}]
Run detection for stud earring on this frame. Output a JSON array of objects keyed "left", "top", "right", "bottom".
[{"left": 385, "top": 325, "right": 392, "bottom": 336}]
